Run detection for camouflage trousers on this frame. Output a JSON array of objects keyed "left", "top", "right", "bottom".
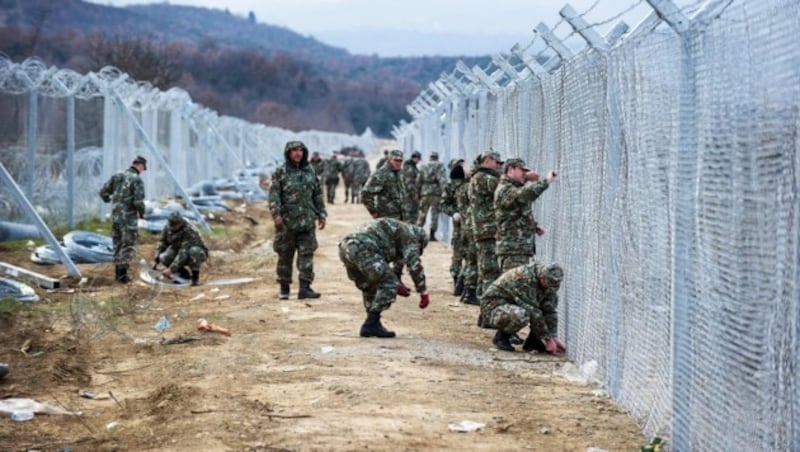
[
  {"left": 449, "top": 222, "right": 466, "bottom": 279},
  {"left": 350, "top": 179, "right": 367, "bottom": 203},
  {"left": 497, "top": 254, "right": 531, "bottom": 273},
  {"left": 273, "top": 228, "right": 318, "bottom": 284},
  {"left": 338, "top": 238, "right": 398, "bottom": 314},
  {"left": 158, "top": 246, "right": 208, "bottom": 272},
  {"left": 460, "top": 230, "right": 478, "bottom": 289},
  {"left": 483, "top": 300, "right": 529, "bottom": 335},
  {"left": 325, "top": 178, "right": 339, "bottom": 203},
  {"left": 476, "top": 239, "right": 501, "bottom": 296},
  {"left": 343, "top": 178, "right": 354, "bottom": 202},
  {"left": 416, "top": 195, "right": 441, "bottom": 232},
  {"left": 111, "top": 217, "right": 139, "bottom": 267}
]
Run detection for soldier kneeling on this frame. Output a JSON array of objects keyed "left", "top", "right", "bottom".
[{"left": 155, "top": 211, "right": 208, "bottom": 286}]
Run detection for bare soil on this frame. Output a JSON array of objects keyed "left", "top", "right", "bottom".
[{"left": 0, "top": 180, "right": 646, "bottom": 451}]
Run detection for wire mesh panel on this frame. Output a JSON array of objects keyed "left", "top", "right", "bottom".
[{"left": 397, "top": 0, "right": 800, "bottom": 449}]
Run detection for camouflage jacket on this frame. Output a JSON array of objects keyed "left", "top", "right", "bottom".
[
  {"left": 417, "top": 161, "right": 446, "bottom": 196},
  {"left": 269, "top": 143, "right": 327, "bottom": 233},
  {"left": 375, "top": 157, "right": 388, "bottom": 170},
  {"left": 342, "top": 218, "right": 427, "bottom": 293},
  {"left": 494, "top": 175, "right": 550, "bottom": 256},
  {"left": 157, "top": 222, "right": 208, "bottom": 272},
  {"left": 310, "top": 158, "right": 325, "bottom": 179},
  {"left": 468, "top": 166, "right": 501, "bottom": 241},
  {"left": 361, "top": 165, "right": 412, "bottom": 221},
  {"left": 323, "top": 158, "right": 342, "bottom": 182},
  {"left": 455, "top": 177, "right": 472, "bottom": 240},
  {"left": 401, "top": 160, "right": 420, "bottom": 203},
  {"left": 439, "top": 178, "right": 466, "bottom": 217},
  {"left": 480, "top": 262, "right": 559, "bottom": 339},
  {"left": 352, "top": 158, "right": 371, "bottom": 183},
  {"left": 99, "top": 167, "right": 146, "bottom": 221}
]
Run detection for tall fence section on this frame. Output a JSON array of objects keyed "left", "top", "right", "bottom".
[
  {"left": 0, "top": 55, "right": 375, "bottom": 227},
  {"left": 395, "top": 0, "right": 800, "bottom": 450}
]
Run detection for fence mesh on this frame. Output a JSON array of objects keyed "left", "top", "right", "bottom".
[{"left": 399, "top": 0, "right": 800, "bottom": 449}]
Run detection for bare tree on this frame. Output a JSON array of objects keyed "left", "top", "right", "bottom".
[{"left": 86, "top": 35, "right": 183, "bottom": 90}]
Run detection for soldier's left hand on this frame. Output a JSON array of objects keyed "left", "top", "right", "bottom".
[
  {"left": 547, "top": 170, "right": 558, "bottom": 183},
  {"left": 535, "top": 225, "right": 546, "bottom": 236},
  {"left": 161, "top": 268, "right": 173, "bottom": 279},
  {"left": 318, "top": 219, "right": 326, "bottom": 230}
]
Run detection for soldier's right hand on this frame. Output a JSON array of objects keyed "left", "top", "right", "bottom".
[
  {"left": 547, "top": 170, "right": 558, "bottom": 183},
  {"left": 525, "top": 171, "right": 540, "bottom": 182},
  {"left": 545, "top": 337, "right": 566, "bottom": 355},
  {"left": 273, "top": 215, "right": 284, "bottom": 229},
  {"left": 154, "top": 256, "right": 160, "bottom": 265}
]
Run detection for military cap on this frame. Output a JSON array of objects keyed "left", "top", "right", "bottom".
[
  {"left": 411, "top": 151, "right": 422, "bottom": 159},
  {"left": 167, "top": 211, "right": 185, "bottom": 226},
  {"left": 448, "top": 158, "right": 465, "bottom": 170},
  {"left": 482, "top": 151, "right": 504, "bottom": 164},
  {"left": 430, "top": 152, "right": 439, "bottom": 160},
  {"left": 312, "top": 151, "right": 320, "bottom": 157},
  {"left": 389, "top": 149, "right": 404, "bottom": 160},
  {"left": 539, "top": 263, "right": 564, "bottom": 289},
  {"left": 503, "top": 157, "right": 529, "bottom": 172},
  {"left": 132, "top": 155, "right": 148, "bottom": 169}
]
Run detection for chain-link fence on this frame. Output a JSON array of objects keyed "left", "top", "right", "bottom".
[
  {"left": 0, "top": 55, "right": 376, "bottom": 228},
  {"left": 397, "top": 0, "right": 800, "bottom": 449}
]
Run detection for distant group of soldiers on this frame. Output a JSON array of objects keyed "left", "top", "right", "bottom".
[{"left": 309, "top": 151, "right": 371, "bottom": 204}]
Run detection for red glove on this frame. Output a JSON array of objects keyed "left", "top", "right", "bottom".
[
  {"left": 545, "top": 337, "right": 566, "bottom": 355},
  {"left": 419, "top": 293, "right": 430, "bottom": 309},
  {"left": 396, "top": 282, "right": 411, "bottom": 297}
]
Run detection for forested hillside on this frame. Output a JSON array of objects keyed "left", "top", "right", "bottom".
[{"left": 0, "top": 0, "right": 490, "bottom": 136}]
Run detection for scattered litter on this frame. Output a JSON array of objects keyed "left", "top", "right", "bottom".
[
  {"left": 152, "top": 315, "right": 172, "bottom": 332},
  {"left": 448, "top": 420, "right": 485, "bottom": 432},
  {"left": 160, "top": 336, "right": 204, "bottom": 345},
  {"left": 10, "top": 411, "right": 34, "bottom": 422},
  {"left": 106, "top": 421, "right": 119, "bottom": 430},
  {"left": 197, "top": 318, "right": 231, "bottom": 336},
  {"left": 210, "top": 287, "right": 221, "bottom": 293},
  {"left": 213, "top": 294, "right": 231, "bottom": 301},
  {"left": 78, "top": 390, "right": 110, "bottom": 400},
  {"left": 206, "top": 277, "right": 260, "bottom": 286},
  {"left": 190, "top": 293, "right": 206, "bottom": 301},
  {"left": 320, "top": 346, "right": 334, "bottom": 354},
  {"left": 0, "top": 398, "right": 82, "bottom": 417}
]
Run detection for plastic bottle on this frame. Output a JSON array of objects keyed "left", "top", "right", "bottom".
[{"left": 10, "top": 411, "right": 34, "bottom": 422}]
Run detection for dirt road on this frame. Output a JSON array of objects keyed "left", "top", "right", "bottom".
[{"left": 0, "top": 173, "right": 646, "bottom": 451}]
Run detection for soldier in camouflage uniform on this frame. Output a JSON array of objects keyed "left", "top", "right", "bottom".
[
  {"left": 468, "top": 151, "right": 503, "bottom": 297},
  {"left": 269, "top": 140, "right": 327, "bottom": 300},
  {"left": 350, "top": 157, "right": 371, "bottom": 204},
  {"left": 479, "top": 262, "right": 566, "bottom": 354},
  {"left": 309, "top": 151, "right": 325, "bottom": 184},
  {"left": 401, "top": 151, "right": 422, "bottom": 222},
  {"left": 457, "top": 156, "right": 480, "bottom": 305},
  {"left": 99, "top": 155, "right": 147, "bottom": 283},
  {"left": 155, "top": 211, "right": 208, "bottom": 286},
  {"left": 338, "top": 218, "right": 430, "bottom": 338},
  {"left": 495, "top": 158, "right": 557, "bottom": 272},
  {"left": 439, "top": 158, "right": 467, "bottom": 296},
  {"left": 341, "top": 157, "right": 356, "bottom": 203},
  {"left": 323, "top": 153, "right": 343, "bottom": 204},
  {"left": 375, "top": 149, "right": 390, "bottom": 170},
  {"left": 416, "top": 152, "right": 447, "bottom": 241},
  {"left": 361, "top": 149, "right": 415, "bottom": 292}
]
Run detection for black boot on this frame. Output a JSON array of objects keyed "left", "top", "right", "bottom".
[
  {"left": 177, "top": 267, "right": 192, "bottom": 280},
  {"left": 453, "top": 275, "right": 464, "bottom": 297},
  {"left": 115, "top": 265, "right": 130, "bottom": 284},
  {"left": 492, "top": 330, "right": 515, "bottom": 352},
  {"left": 461, "top": 287, "right": 479, "bottom": 306},
  {"left": 523, "top": 334, "right": 548, "bottom": 353},
  {"left": 298, "top": 280, "right": 321, "bottom": 299},
  {"left": 509, "top": 332, "right": 524, "bottom": 345},
  {"left": 191, "top": 270, "right": 200, "bottom": 286},
  {"left": 279, "top": 283, "right": 290, "bottom": 300},
  {"left": 429, "top": 230, "right": 437, "bottom": 242},
  {"left": 359, "top": 311, "right": 396, "bottom": 338}
]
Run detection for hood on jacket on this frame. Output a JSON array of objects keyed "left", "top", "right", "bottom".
[{"left": 284, "top": 140, "right": 310, "bottom": 167}]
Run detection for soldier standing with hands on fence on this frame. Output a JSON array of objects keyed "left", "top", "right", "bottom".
[
  {"left": 494, "top": 158, "right": 557, "bottom": 272},
  {"left": 269, "top": 140, "right": 327, "bottom": 300},
  {"left": 99, "top": 155, "right": 147, "bottom": 284}
]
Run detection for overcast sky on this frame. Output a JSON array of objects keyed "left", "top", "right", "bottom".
[{"left": 87, "top": 0, "right": 674, "bottom": 57}]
